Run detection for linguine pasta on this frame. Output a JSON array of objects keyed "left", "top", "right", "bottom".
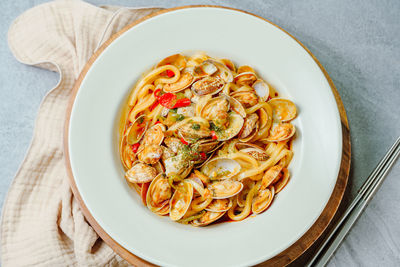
[{"left": 119, "top": 53, "right": 297, "bottom": 226}]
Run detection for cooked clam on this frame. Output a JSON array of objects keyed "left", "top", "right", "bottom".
[
  {"left": 214, "top": 113, "right": 244, "bottom": 141},
  {"left": 237, "top": 65, "right": 255, "bottom": 74},
  {"left": 265, "top": 123, "right": 295, "bottom": 142},
  {"left": 161, "top": 145, "right": 175, "bottom": 161},
  {"left": 147, "top": 174, "right": 172, "bottom": 213},
  {"left": 164, "top": 137, "right": 184, "bottom": 153},
  {"left": 169, "top": 181, "right": 194, "bottom": 221},
  {"left": 252, "top": 186, "right": 274, "bottom": 214},
  {"left": 275, "top": 168, "right": 290, "bottom": 193},
  {"left": 208, "top": 180, "right": 243, "bottom": 199},
  {"left": 205, "top": 59, "right": 233, "bottom": 83},
  {"left": 178, "top": 117, "right": 210, "bottom": 140},
  {"left": 202, "top": 158, "right": 241, "bottom": 180},
  {"left": 164, "top": 153, "right": 193, "bottom": 179},
  {"left": 141, "top": 123, "right": 165, "bottom": 146},
  {"left": 260, "top": 165, "right": 283, "bottom": 190},
  {"left": 238, "top": 113, "right": 259, "bottom": 141},
  {"left": 226, "top": 95, "right": 246, "bottom": 118},
  {"left": 206, "top": 198, "right": 232, "bottom": 212},
  {"left": 252, "top": 79, "right": 270, "bottom": 102},
  {"left": 268, "top": 98, "right": 297, "bottom": 122},
  {"left": 163, "top": 72, "right": 194, "bottom": 93},
  {"left": 125, "top": 162, "right": 157, "bottom": 183},
  {"left": 192, "top": 211, "right": 226, "bottom": 226},
  {"left": 195, "top": 139, "right": 220, "bottom": 153},
  {"left": 200, "top": 96, "right": 230, "bottom": 129},
  {"left": 220, "top": 59, "right": 236, "bottom": 72},
  {"left": 234, "top": 72, "right": 257, "bottom": 86},
  {"left": 191, "top": 76, "right": 225, "bottom": 96},
  {"left": 231, "top": 89, "right": 259, "bottom": 108},
  {"left": 156, "top": 54, "right": 186, "bottom": 70},
  {"left": 236, "top": 143, "right": 269, "bottom": 161},
  {"left": 126, "top": 115, "right": 148, "bottom": 145},
  {"left": 137, "top": 144, "right": 163, "bottom": 165},
  {"left": 192, "top": 61, "right": 218, "bottom": 79}
]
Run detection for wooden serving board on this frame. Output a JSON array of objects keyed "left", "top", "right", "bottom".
[{"left": 64, "top": 5, "right": 351, "bottom": 267}]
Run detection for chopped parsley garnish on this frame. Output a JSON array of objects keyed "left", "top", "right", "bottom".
[
  {"left": 170, "top": 108, "right": 178, "bottom": 113},
  {"left": 209, "top": 121, "right": 222, "bottom": 133},
  {"left": 176, "top": 114, "right": 185, "bottom": 121},
  {"left": 137, "top": 117, "right": 144, "bottom": 124},
  {"left": 191, "top": 123, "right": 200, "bottom": 130}
]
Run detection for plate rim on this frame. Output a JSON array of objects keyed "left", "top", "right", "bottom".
[{"left": 63, "top": 5, "right": 351, "bottom": 267}]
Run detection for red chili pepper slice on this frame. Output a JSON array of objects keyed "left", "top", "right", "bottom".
[
  {"left": 210, "top": 131, "right": 218, "bottom": 140},
  {"left": 155, "top": 121, "right": 162, "bottom": 125},
  {"left": 166, "top": 70, "right": 175, "bottom": 78},
  {"left": 172, "top": 98, "right": 191, "bottom": 108},
  {"left": 149, "top": 100, "right": 159, "bottom": 111},
  {"left": 158, "top": 93, "right": 177, "bottom": 109},
  {"left": 200, "top": 152, "right": 207, "bottom": 160},
  {"left": 180, "top": 137, "right": 189, "bottom": 145},
  {"left": 131, "top": 143, "right": 140, "bottom": 153},
  {"left": 154, "top": 89, "right": 161, "bottom": 98}
]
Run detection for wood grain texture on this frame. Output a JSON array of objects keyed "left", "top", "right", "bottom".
[{"left": 64, "top": 5, "right": 351, "bottom": 267}]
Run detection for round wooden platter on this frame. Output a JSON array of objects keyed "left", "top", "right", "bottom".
[{"left": 64, "top": 5, "right": 351, "bottom": 267}]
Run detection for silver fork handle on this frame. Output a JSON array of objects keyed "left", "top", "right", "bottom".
[{"left": 307, "top": 136, "right": 400, "bottom": 267}]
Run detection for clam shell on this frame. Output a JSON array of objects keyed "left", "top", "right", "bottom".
[
  {"left": 191, "top": 76, "right": 225, "bottom": 96},
  {"left": 201, "top": 158, "right": 241, "bottom": 180},
  {"left": 214, "top": 113, "right": 244, "bottom": 141},
  {"left": 237, "top": 65, "right": 255, "bottom": 74},
  {"left": 234, "top": 72, "right": 257, "bottom": 86},
  {"left": 193, "top": 61, "right": 218, "bottom": 79},
  {"left": 156, "top": 54, "right": 186, "bottom": 70},
  {"left": 169, "top": 181, "right": 194, "bottom": 221},
  {"left": 137, "top": 144, "right": 163, "bottom": 165},
  {"left": 240, "top": 147, "right": 269, "bottom": 161},
  {"left": 268, "top": 98, "right": 297, "bottom": 122},
  {"left": 260, "top": 165, "right": 283, "bottom": 190},
  {"left": 146, "top": 174, "right": 172, "bottom": 213},
  {"left": 205, "top": 198, "right": 232, "bottom": 212},
  {"left": 275, "top": 168, "right": 290, "bottom": 193},
  {"left": 192, "top": 210, "right": 226, "bottom": 226},
  {"left": 141, "top": 123, "right": 165, "bottom": 146},
  {"left": 126, "top": 115, "right": 148, "bottom": 145},
  {"left": 208, "top": 180, "right": 244, "bottom": 199},
  {"left": 252, "top": 186, "right": 275, "bottom": 214},
  {"left": 205, "top": 59, "right": 233, "bottom": 83},
  {"left": 226, "top": 94, "right": 246, "bottom": 118},
  {"left": 265, "top": 123, "right": 296, "bottom": 142},
  {"left": 252, "top": 79, "right": 270, "bottom": 102},
  {"left": 177, "top": 117, "right": 211, "bottom": 140},
  {"left": 125, "top": 162, "right": 157, "bottom": 183}
]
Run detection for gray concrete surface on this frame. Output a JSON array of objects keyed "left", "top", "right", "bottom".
[{"left": 0, "top": 0, "right": 399, "bottom": 266}]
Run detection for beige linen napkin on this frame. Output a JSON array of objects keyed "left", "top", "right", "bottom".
[{"left": 1, "top": 1, "right": 161, "bottom": 265}]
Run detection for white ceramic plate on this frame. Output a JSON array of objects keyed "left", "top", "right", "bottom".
[{"left": 68, "top": 6, "right": 342, "bottom": 267}]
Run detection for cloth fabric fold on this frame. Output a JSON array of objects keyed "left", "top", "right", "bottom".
[{"left": 1, "top": 1, "right": 161, "bottom": 265}]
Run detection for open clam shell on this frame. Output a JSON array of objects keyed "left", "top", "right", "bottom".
[
  {"left": 192, "top": 61, "right": 218, "bottom": 79},
  {"left": 177, "top": 117, "right": 211, "bottom": 140},
  {"left": 146, "top": 174, "right": 172, "bottom": 213},
  {"left": 252, "top": 79, "right": 270, "bottom": 102},
  {"left": 236, "top": 142, "right": 269, "bottom": 161},
  {"left": 268, "top": 98, "right": 297, "bottom": 122},
  {"left": 252, "top": 186, "right": 275, "bottom": 214},
  {"left": 201, "top": 158, "right": 241, "bottom": 180},
  {"left": 192, "top": 210, "right": 226, "bottom": 226},
  {"left": 208, "top": 180, "right": 244, "bottom": 199},
  {"left": 238, "top": 113, "right": 259, "bottom": 141},
  {"left": 191, "top": 76, "right": 225, "bottom": 96},
  {"left": 265, "top": 123, "right": 296, "bottom": 142},
  {"left": 205, "top": 198, "right": 232, "bottom": 212},
  {"left": 275, "top": 168, "right": 290, "bottom": 193},
  {"left": 156, "top": 54, "right": 186, "bottom": 70},
  {"left": 125, "top": 162, "right": 157, "bottom": 184},
  {"left": 205, "top": 59, "right": 233, "bottom": 83},
  {"left": 141, "top": 123, "right": 165, "bottom": 146},
  {"left": 169, "top": 181, "right": 194, "bottom": 221},
  {"left": 261, "top": 165, "right": 283, "bottom": 190},
  {"left": 234, "top": 72, "right": 257, "bottom": 86},
  {"left": 215, "top": 113, "right": 244, "bottom": 141},
  {"left": 126, "top": 115, "right": 148, "bottom": 145}
]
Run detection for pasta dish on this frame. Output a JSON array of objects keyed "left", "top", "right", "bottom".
[{"left": 119, "top": 53, "right": 297, "bottom": 226}]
